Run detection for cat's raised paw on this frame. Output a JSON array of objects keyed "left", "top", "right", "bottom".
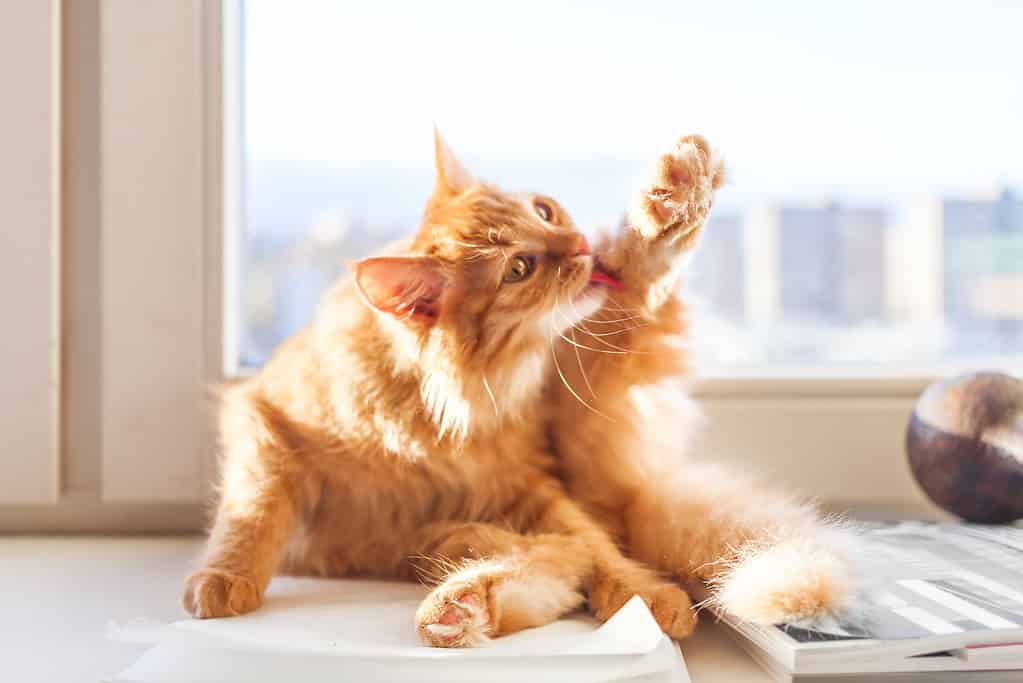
[
  {"left": 631, "top": 134, "right": 724, "bottom": 242},
  {"left": 416, "top": 585, "right": 493, "bottom": 648},
  {"left": 182, "top": 568, "right": 262, "bottom": 619}
]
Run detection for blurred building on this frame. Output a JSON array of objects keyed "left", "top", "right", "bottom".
[
  {"left": 241, "top": 207, "right": 406, "bottom": 367},
  {"left": 690, "top": 213, "right": 746, "bottom": 322},
  {"left": 902, "top": 189, "right": 1023, "bottom": 356},
  {"left": 744, "top": 202, "right": 889, "bottom": 325}
]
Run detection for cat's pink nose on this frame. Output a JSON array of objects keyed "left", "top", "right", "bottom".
[{"left": 573, "top": 234, "right": 591, "bottom": 256}]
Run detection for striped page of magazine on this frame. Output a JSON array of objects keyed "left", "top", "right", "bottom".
[{"left": 717, "top": 521, "right": 1023, "bottom": 680}]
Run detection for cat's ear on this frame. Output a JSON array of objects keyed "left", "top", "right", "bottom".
[
  {"left": 354, "top": 256, "right": 449, "bottom": 324},
  {"left": 432, "top": 127, "right": 475, "bottom": 197}
]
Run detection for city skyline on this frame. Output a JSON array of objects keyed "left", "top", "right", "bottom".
[
  {"left": 238, "top": 155, "right": 1022, "bottom": 368},
  {"left": 239, "top": 0, "right": 1023, "bottom": 367}
]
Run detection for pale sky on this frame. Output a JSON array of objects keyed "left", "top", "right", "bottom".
[{"left": 244, "top": 0, "right": 1023, "bottom": 201}]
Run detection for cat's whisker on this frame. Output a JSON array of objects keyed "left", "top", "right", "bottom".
[
  {"left": 482, "top": 374, "right": 499, "bottom": 418},
  {"left": 595, "top": 302, "right": 639, "bottom": 315},
  {"left": 547, "top": 323, "right": 615, "bottom": 422},
  {"left": 579, "top": 313, "right": 645, "bottom": 324},
  {"left": 563, "top": 294, "right": 644, "bottom": 325},
  {"left": 602, "top": 302, "right": 640, "bottom": 314},
  {"left": 555, "top": 327, "right": 628, "bottom": 355},
  {"left": 563, "top": 298, "right": 648, "bottom": 335},
  {"left": 603, "top": 291, "right": 647, "bottom": 312},
  {"left": 572, "top": 319, "right": 661, "bottom": 355},
  {"left": 602, "top": 294, "right": 641, "bottom": 314},
  {"left": 568, "top": 317, "right": 659, "bottom": 355},
  {"left": 554, "top": 297, "right": 648, "bottom": 353},
  {"left": 549, "top": 304, "right": 628, "bottom": 355},
  {"left": 557, "top": 297, "right": 655, "bottom": 356},
  {"left": 597, "top": 305, "right": 643, "bottom": 318},
  {"left": 569, "top": 327, "right": 598, "bottom": 400},
  {"left": 579, "top": 321, "right": 651, "bottom": 337},
  {"left": 573, "top": 320, "right": 634, "bottom": 354}
]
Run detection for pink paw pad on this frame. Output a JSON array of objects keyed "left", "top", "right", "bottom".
[
  {"left": 421, "top": 592, "right": 492, "bottom": 647},
  {"left": 438, "top": 593, "right": 482, "bottom": 625}
]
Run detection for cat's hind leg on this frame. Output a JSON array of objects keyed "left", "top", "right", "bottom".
[
  {"left": 586, "top": 556, "right": 695, "bottom": 638},
  {"left": 411, "top": 522, "right": 589, "bottom": 647},
  {"left": 413, "top": 489, "right": 698, "bottom": 647}
]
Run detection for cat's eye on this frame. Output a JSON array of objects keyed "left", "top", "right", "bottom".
[
  {"left": 503, "top": 255, "right": 536, "bottom": 283},
  {"left": 533, "top": 199, "right": 553, "bottom": 222}
]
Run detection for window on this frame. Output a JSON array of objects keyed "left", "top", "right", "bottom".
[
  {"left": 5, "top": 1, "right": 1016, "bottom": 525},
  {"left": 237, "top": 1, "right": 1023, "bottom": 373},
  {"left": 1, "top": 0, "right": 218, "bottom": 523}
]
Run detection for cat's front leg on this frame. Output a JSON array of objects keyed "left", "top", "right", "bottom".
[
  {"left": 182, "top": 391, "right": 298, "bottom": 619},
  {"left": 599, "top": 134, "right": 724, "bottom": 313}
]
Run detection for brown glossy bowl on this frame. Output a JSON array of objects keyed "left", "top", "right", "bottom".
[{"left": 906, "top": 372, "right": 1023, "bottom": 524}]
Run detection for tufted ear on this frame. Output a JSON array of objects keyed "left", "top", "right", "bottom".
[
  {"left": 432, "top": 127, "right": 475, "bottom": 198},
  {"left": 354, "top": 256, "right": 449, "bottom": 324}
]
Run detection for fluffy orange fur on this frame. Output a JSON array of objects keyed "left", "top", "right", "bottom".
[{"left": 184, "top": 131, "right": 854, "bottom": 646}]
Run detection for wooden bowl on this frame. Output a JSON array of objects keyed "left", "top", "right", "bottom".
[{"left": 906, "top": 372, "right": 1023, "bottom": 523}]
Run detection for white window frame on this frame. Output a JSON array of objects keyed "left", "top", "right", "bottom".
[
  {"left": 0, "top": 0, "right": 221, "bottom": 530},
  {"left": 8, "top": 0, "right": 1002, "bottom": 530},
  {"left": 0, "top": 0, "right": 62, "bottom": 505}
]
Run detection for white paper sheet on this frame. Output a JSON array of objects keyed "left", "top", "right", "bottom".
[{"left": 109, "top": 577, "right": 689, "bottom": 682}]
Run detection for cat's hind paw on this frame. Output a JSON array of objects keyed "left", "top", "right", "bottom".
[
  {"left": 416, "top": 583, "right": 494, "bottom": 648},
  {"left": 415, "top": 558, "right": 585, "bottom": 647},
  {"left": 590, "top": 572, "right": 697, "bottom": 639},
  {"left": 713, "top": 538, "right": 854, "bottom": 626},
  {"left": 631, "top": 134, "right": 725, "bottom": 243}
]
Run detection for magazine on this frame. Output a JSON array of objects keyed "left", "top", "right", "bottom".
[{"left": 716, "top": 522, "right": 1023, "bottom": 681}]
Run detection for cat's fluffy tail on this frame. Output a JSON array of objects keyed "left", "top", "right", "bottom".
[{"left": 709, "top": 522, "right": 863, "bottom": 629}]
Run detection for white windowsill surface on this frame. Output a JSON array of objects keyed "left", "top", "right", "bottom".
[{"left": 3, "top": 536, "right": 770, "bottom": 683}]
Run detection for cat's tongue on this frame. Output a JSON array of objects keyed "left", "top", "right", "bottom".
[{"left": 589, "top": 264, "right": 623, "bottom": 290}]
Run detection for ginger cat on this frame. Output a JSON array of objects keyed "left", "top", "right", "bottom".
[{"left": 184, "top": 131, "right": 853, "bottom": 646}]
